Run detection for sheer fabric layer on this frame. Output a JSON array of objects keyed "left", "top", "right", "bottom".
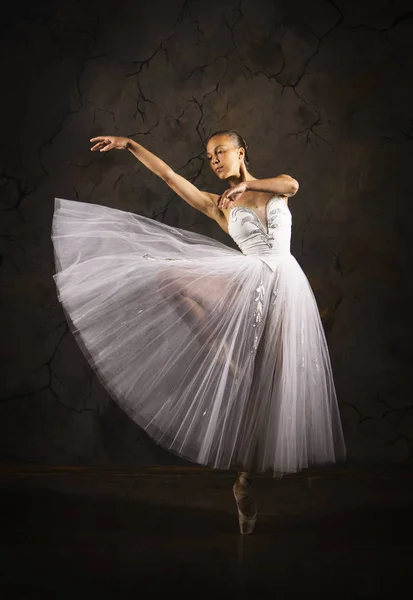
[{"left": 52, "top": 198, "right": 346, "bottom": 476}]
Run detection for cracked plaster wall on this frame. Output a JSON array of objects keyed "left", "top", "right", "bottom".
[{"left": 1, "top": 0, "right": 412, "bottom": 467}]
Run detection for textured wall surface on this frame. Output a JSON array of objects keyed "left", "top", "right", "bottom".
[{"left": 1, "top": 0, "right": 412, "bottom": 466}]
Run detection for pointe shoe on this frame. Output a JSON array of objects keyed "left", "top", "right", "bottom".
[{"left": 232, "top": 473, "right": 257, "bottom": 535}]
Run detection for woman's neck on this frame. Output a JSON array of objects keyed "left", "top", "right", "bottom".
[{"left": 227, "top": 172, "right": 257, "bottom": 188}]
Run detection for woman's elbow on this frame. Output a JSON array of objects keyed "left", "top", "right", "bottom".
[
  {"left": 281, "top": 174, "right": 299, "bottom": 197},
  {"left": 163, "top": 168, "right": 176, "bottom": 186},
  {"left": 289, "top": 178, "right": 299, "bottom": 196}
]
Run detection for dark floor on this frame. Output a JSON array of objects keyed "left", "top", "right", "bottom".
[{"left": 0, "top": 462, "right": 412, "bottom": 599}]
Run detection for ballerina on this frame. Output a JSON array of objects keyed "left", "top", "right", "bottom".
[{"left": 51, "top": 129, "right": 346, "bottom": 534}]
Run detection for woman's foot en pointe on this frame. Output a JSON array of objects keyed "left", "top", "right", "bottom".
[{"left": 232, "top": 472, "right": 257, "bottom": 535}]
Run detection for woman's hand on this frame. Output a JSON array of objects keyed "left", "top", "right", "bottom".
[
  {"left": 217, "top": 181, "right": 247, "bottom": 210},
  {"left": 90, "top": 136, "right": 130, "bottom": 152}
]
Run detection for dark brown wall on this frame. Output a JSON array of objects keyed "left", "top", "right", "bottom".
[{"left": 1, "top": 0, "right": 412, "bottom": 466}]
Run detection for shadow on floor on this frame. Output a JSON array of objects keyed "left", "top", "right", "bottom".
[{"left": 1, "top": 464, "right": 412, "bottom": 598}]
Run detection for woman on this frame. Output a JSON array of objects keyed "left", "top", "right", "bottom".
[{"left": 51, "top": 130, "right": 346, "bottom": 535}]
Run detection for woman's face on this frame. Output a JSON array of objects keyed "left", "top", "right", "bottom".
[{"left": 206, "top": 135, "right": 244, "bottom": 180}]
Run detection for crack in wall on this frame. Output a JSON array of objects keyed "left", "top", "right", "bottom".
[
  {"left": 0, "top": 172, "right": 36, "bottom": 219},
  {"left": 177, "top": 0, "right": 205, "bottom": 43},
  {"left": 347, "top": 9, "right": 413, "bottom": 33},
  {"left": 288, "top": 113, "right": 331, "bottom": 146},
  {"left": 2, "top": 0, "right": 411, "bottom": 464},
  {"left": 345, "top": 402, "right": 373, "bottom": 424},
  {"left": 39, "top": 52, "right": 108, "bottom": 177},
  {"left": 0, "top": 323, "right": 95, "bottom": 415},
  {"left": 127, "top": 32, "right": 176, "bottom": 78},
  {"left": 127, "top": 120, "right": 160, "bottom": 139}
]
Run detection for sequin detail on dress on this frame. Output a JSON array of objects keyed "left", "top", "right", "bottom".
[
  {"left": 231, "top": 207, "right": 274, "bottom": 246},
  {"left": 143, "top": 253, "right": 182, "bottom": 262},
  {"left": 251, "top": 282, "right": 265, "bottom": 353},
  {"left": 228, "top": 197, "right": 291, "bottom": 254},
  {"left": 267, "top": 206, "right": 289, "bottom": 230}
]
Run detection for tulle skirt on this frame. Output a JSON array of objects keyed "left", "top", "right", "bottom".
[{"left": 51, "top": 198, "right": 346, "bottom": 477}]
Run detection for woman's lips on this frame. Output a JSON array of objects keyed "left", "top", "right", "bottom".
[{"left": 215, "top": 166, "right": 223, "bottom": 172}]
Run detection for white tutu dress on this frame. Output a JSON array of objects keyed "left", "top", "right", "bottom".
[{"left": 52, "top": 196, "right": 346, "bottom": 476}]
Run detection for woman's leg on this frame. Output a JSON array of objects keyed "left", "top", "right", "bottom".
[
  {"left": 233, "top": 470, "right": 257, "bottom": 534},
  {"left": 233, "top": 471, "right": 256, "bottom": 518},
  {"left": 157, "top": 268, "right": 207, "bottom": 334},
  {"left": 157, "top": 266, "right": 239, "bottom": 375}
]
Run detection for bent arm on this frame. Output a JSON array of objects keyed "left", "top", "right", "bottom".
[
  {"left": 247, "top": 174, "right": 299, "bottom": 197},
  {"left": 126, "top": 139, "right": 219, "bottom": 218}
]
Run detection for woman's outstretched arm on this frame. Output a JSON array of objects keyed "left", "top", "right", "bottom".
[{"left": 90, "top": 136, "right": 224, "bottom": 225}]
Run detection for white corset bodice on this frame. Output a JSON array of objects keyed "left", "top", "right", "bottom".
[{"left": 228, "top": 197, "right": 292, "bottom": 268}]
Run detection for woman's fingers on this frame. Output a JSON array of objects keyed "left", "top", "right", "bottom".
[
  {"left": 90, "top": 141, "right": 105, "bottom": 151},
  {"left": 90, "top": 136, "right": 116, "bottom": 152},
  {"left": 90, "top": 136, "right": 113, "bottom": 151},
  {"left": 100, "top": 142, "right": 115, "bottom": 152},
  {"left": 217, "top": 194, "right": 235, "bottom": 210},
  {"left": 90, "top": 137, "right": 107, "bottom": 151},
  {"left": 222, "top": 190, "right": 235, "bottom": 209}
]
